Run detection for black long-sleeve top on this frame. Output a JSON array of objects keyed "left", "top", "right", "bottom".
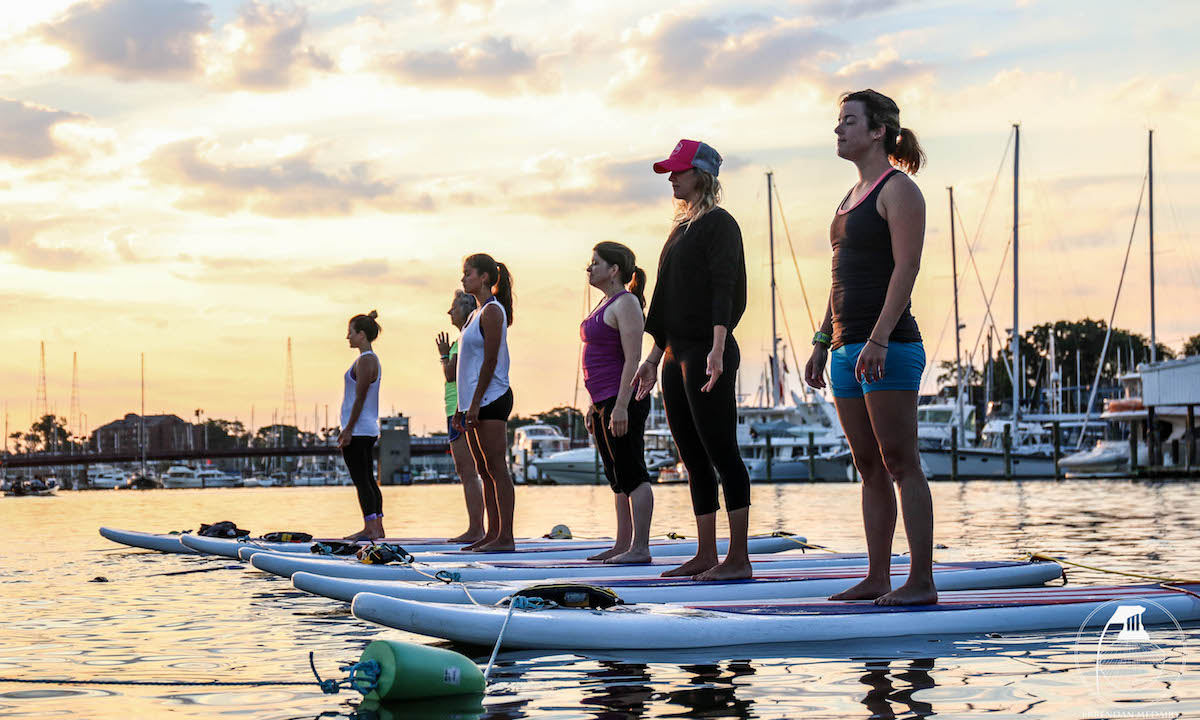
[{"left": 644, "top": 207, "right": 747, "bottom": 349}]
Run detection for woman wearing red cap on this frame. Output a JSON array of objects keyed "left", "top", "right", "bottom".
[
  {"left": 805, "top": 89, "right": 936, "bottom": 606},
  {"left": 633, "top": 139, "right": 752, "bottom": 581}
]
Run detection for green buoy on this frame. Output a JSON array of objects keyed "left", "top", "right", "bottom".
[{"left": 355, "top": 640, "right": 485, "bottom": 701}]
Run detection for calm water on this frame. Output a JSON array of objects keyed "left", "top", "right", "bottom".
[{"left": 3, "top": 481, "right": 1200, "bottom": 719}]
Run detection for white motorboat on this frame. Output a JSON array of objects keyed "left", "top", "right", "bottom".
[
  {"left": 194, "top": 467, "right": 240, "bottom": 488},
  {"left": 87, "top": 465, "right": 127, "bottom": 489},
  {"left": 510, "top": 424, "right": 571, "bottom": 481},
  {"left": 161, "top": 465, "right": 198, "bottom": 488}
]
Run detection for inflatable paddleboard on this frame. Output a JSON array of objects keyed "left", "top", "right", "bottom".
[
  {"left": 251, "top": 549, "right": 882, "bottom": 582},
  {"left": 351, "top": 583, "right": 1200, "bottom": 649},
  {"left": 182, "top": 532, "right": 805, "bottom": 560},
  {"left": 99, "top": 527, "right": 200, "bottom": 554},
  {"left": 293, "top": 560, "right": 1063, "bottom": 605}
]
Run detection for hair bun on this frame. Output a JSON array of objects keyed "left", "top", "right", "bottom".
[{"left": 368, "top": 310, "right": 378, "bottom": 319}]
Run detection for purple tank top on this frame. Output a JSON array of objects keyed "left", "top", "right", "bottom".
[{"left": 581, "top": 291, "right": 628, "bottom": 403}]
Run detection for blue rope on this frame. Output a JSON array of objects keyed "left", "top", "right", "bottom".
[
  {"left": 435, "top": 570, "right": 461, "bottom": 583},
  {"left": 308, "top": 652, "right": 380, "bottom": 696}
]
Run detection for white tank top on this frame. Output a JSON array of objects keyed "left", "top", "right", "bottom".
[
  {"left": 457, "top": 298, "right": 510, "bottom": 411},
  {"left": 340, "top": 350, "right": 380, "bottom": 436}
]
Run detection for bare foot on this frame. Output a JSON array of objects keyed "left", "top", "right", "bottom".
[
  {"left": 829, "top": 577, "right": 892, "bottom": 601},
  {"left": 660, "top": 554, "right": 718, "bottom": 577},
  {"left": 366, "top": 528, "right": 385, "bottom": 540},
  {"left": 605, "top": 549, "right": 652, "bottom": 564},
  {"left": 460, "top": 537, "right": 493, "bottom": 551},
  {"left": 472, "top": 539, "right": 516, "bottom": 552},
  {"left": 587, "top": 546, "right": 623, "bottom": 561},
  {"left": 343, "top": 529, "right": 371, "bottom": 541},
  {"left": 875, "top": 581, "right": 937, "bottom": 606},
  {"left": 692, "top": 557, "right": 752, "bottom": 581},
  {"left": 448, "top": 531, "right": 484, "bottom": 543}
]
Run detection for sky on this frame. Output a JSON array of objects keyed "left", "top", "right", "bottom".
[{"left": 2, "top": 0, "right": 1199, "bottom": 440}]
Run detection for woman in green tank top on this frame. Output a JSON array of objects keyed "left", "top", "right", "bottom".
[{"left": 436, "top": 290, "right": 485, "bottom": 543}]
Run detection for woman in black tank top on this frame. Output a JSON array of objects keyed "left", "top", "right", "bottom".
[{"left": 805, "top": 89, "right": 937, "bottom": 606}]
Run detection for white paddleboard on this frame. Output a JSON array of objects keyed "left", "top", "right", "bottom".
[
  {"left": 351, "top": 583, "right": 1200, "bottom": 649},
  {"left": 251, "top": 549, "right": 884, "bottom": 582},
  {"left": 292, "top": 560, "right": 1063, "bottom": 605},
  {"left": 183, "top": 532, "right": 805, "bottom": 560},
  {"left": 99, "top": 527, "right": 199, "bottom": 554}
]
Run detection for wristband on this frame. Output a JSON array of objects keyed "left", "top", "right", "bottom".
[
  {"left": 440, "top": 354, "right": 449, "bottom": 360},
  {"left": 867, "top": 337, "right": 889, "bottom": 349},
  {"left": 812, "top": 331, "right": 832, "bottom": 347}
]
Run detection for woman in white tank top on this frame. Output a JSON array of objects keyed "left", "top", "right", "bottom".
[
  {"left": 454, "top": 253, "right": 517, "bottom": 552},
  {"left": 339, "top": 311, "right": 383, "bottom": 540}
]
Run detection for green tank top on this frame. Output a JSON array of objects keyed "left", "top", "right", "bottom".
[{"left": 444, "top": 340, "right": 459, "bottom": 417}]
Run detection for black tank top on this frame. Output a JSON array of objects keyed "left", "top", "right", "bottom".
[{"left": 829, "top": 168, "right": 922, "bottom": 349}]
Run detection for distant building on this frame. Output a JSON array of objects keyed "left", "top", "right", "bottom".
[{"left": 91, "top": 414, "right": 201, "bottom": 453}]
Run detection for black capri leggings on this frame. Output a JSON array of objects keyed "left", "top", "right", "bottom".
[
  {"left": 661, "top": 336, "right": 750, "bottom": 515},
  {"left": 342, "top": 435, "right": 382, "bottom": 518},
  {"left": 590, "top": 393, "right": 652, "bottom": 495}
]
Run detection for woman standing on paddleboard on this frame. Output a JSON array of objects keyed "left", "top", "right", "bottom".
[
  {"left": 805, "top": 89, "right": 936, "bottom": 606},
  {"left": 339, "top": 310, "right": 384, "bottom": 540},
  {"left": 633, "top": 139, "right": 752, "bottom": 581},
  {"left": 454, "top": 254, "right": 517, "bottom": 552},
  {"left": 582, "top": 241, "right": 655, "bottom": 563},
  {"left": 436, "top": 290, "right": 485, "bottom": 543}
]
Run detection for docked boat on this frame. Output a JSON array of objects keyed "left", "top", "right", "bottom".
[{"left": 87, "top": 465, "right": 128, "bottom": 489}]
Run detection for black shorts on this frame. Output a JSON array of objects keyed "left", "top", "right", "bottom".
[{"left": 478, "top": 387, "right": 514, "bottom": 422}]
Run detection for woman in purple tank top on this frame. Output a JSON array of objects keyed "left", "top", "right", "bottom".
[
  {"left": 582, "top": 242, "right": 655, "bottom": 564},
  {"left": 806, "top": 89, "right": 936, "bottom": 606}
]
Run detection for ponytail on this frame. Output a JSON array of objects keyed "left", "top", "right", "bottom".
[
  {"left": 628, "top": 267, "right": 646, "bottom": 308},
  {"left": 494, "top": 261, "right": 514, "bottom": 326},
  {"left": 890, "top": 127, "right": 925, "bottom": 175}
]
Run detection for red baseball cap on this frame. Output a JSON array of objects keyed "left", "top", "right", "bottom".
[{"left": 653, "top": 139, "right": 722, "bottom": 176}]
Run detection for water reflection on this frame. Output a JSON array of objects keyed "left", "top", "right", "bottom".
[{"left": 858, "top": 658, "right": 935, "bottom": 720}]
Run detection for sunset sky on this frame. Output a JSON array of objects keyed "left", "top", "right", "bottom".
[{"left": 2, "top": 0, "right": 1198, "bottom": 440}]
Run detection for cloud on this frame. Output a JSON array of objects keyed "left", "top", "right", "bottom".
[
  {"left": 177, "top": 256, "right": 437, "bottom": 291},
  {"left": 225, "top": 1, "right": 333, "bottom": 90},
  {"left": 379, "top": 35, "right": 554, "bottom": 94},
  {"left": 0, "top": 218, "right": 94, "bottom": 270},
  {"left": 793, "top": 0, "right": 911, "bottom": 21},
  {"left": 610, "top": 13, "right": 841, "bottom": 104},
  {"left": 143, "top": 138, "right": 434, "bottom": 217},
  {"left": 0, "top": 99, "right": 87, "bottom": 163},
  {"left": 40, "top": 0, "right": 212, "bottom": 81},
  {"left": 832, "top": 46, "right": 931, "bottom": 92}
]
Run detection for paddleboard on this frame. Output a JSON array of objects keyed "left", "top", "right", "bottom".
[
  {"left": 351, "top": 583, "right": 1200, "bottom": 649},
  {"left": 99, "top": 527, "right": 200, "bottom": 554},
  {"left": 292, "top": 560, "right": 1063, "bottom": 605},
  {"left": 182, "top": 532, "right": 805, "bottom": 560},
  {"left": 251, "top": 549, "right": 883, "bottom": 582}
]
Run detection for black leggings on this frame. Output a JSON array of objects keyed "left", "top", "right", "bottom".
[
  {"left": 590, "top": 394, "right": 652, "bottom": 495},
  {"left": 661, "top": 336, "right": 750, "bottom": 515},
  {"left": 342, "top": 435, "right": 382, "bottom": 518}
]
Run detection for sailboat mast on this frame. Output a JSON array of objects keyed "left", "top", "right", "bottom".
[
  {"left": 1011, "top": 123, "right": 1020, "bottom": 427},
  {"left": 140, "top": 352, "right": 146, "bottom": 479},
  {"left": 767, "top": 171, "right": 779, "bottom": 406},
  {"left": 1148, "top": 129, "right": 1156, "bottom": 362},
  {"left": 949, "top": 186, "right": 964, "bottom": 442}
]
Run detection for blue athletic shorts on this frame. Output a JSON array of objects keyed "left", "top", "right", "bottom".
[
  {"left": 447, "top": 415, "right": 461, "bottom": 442},
  {"left": 830, "top": 341, "right": 925, "bottom": 398}
]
